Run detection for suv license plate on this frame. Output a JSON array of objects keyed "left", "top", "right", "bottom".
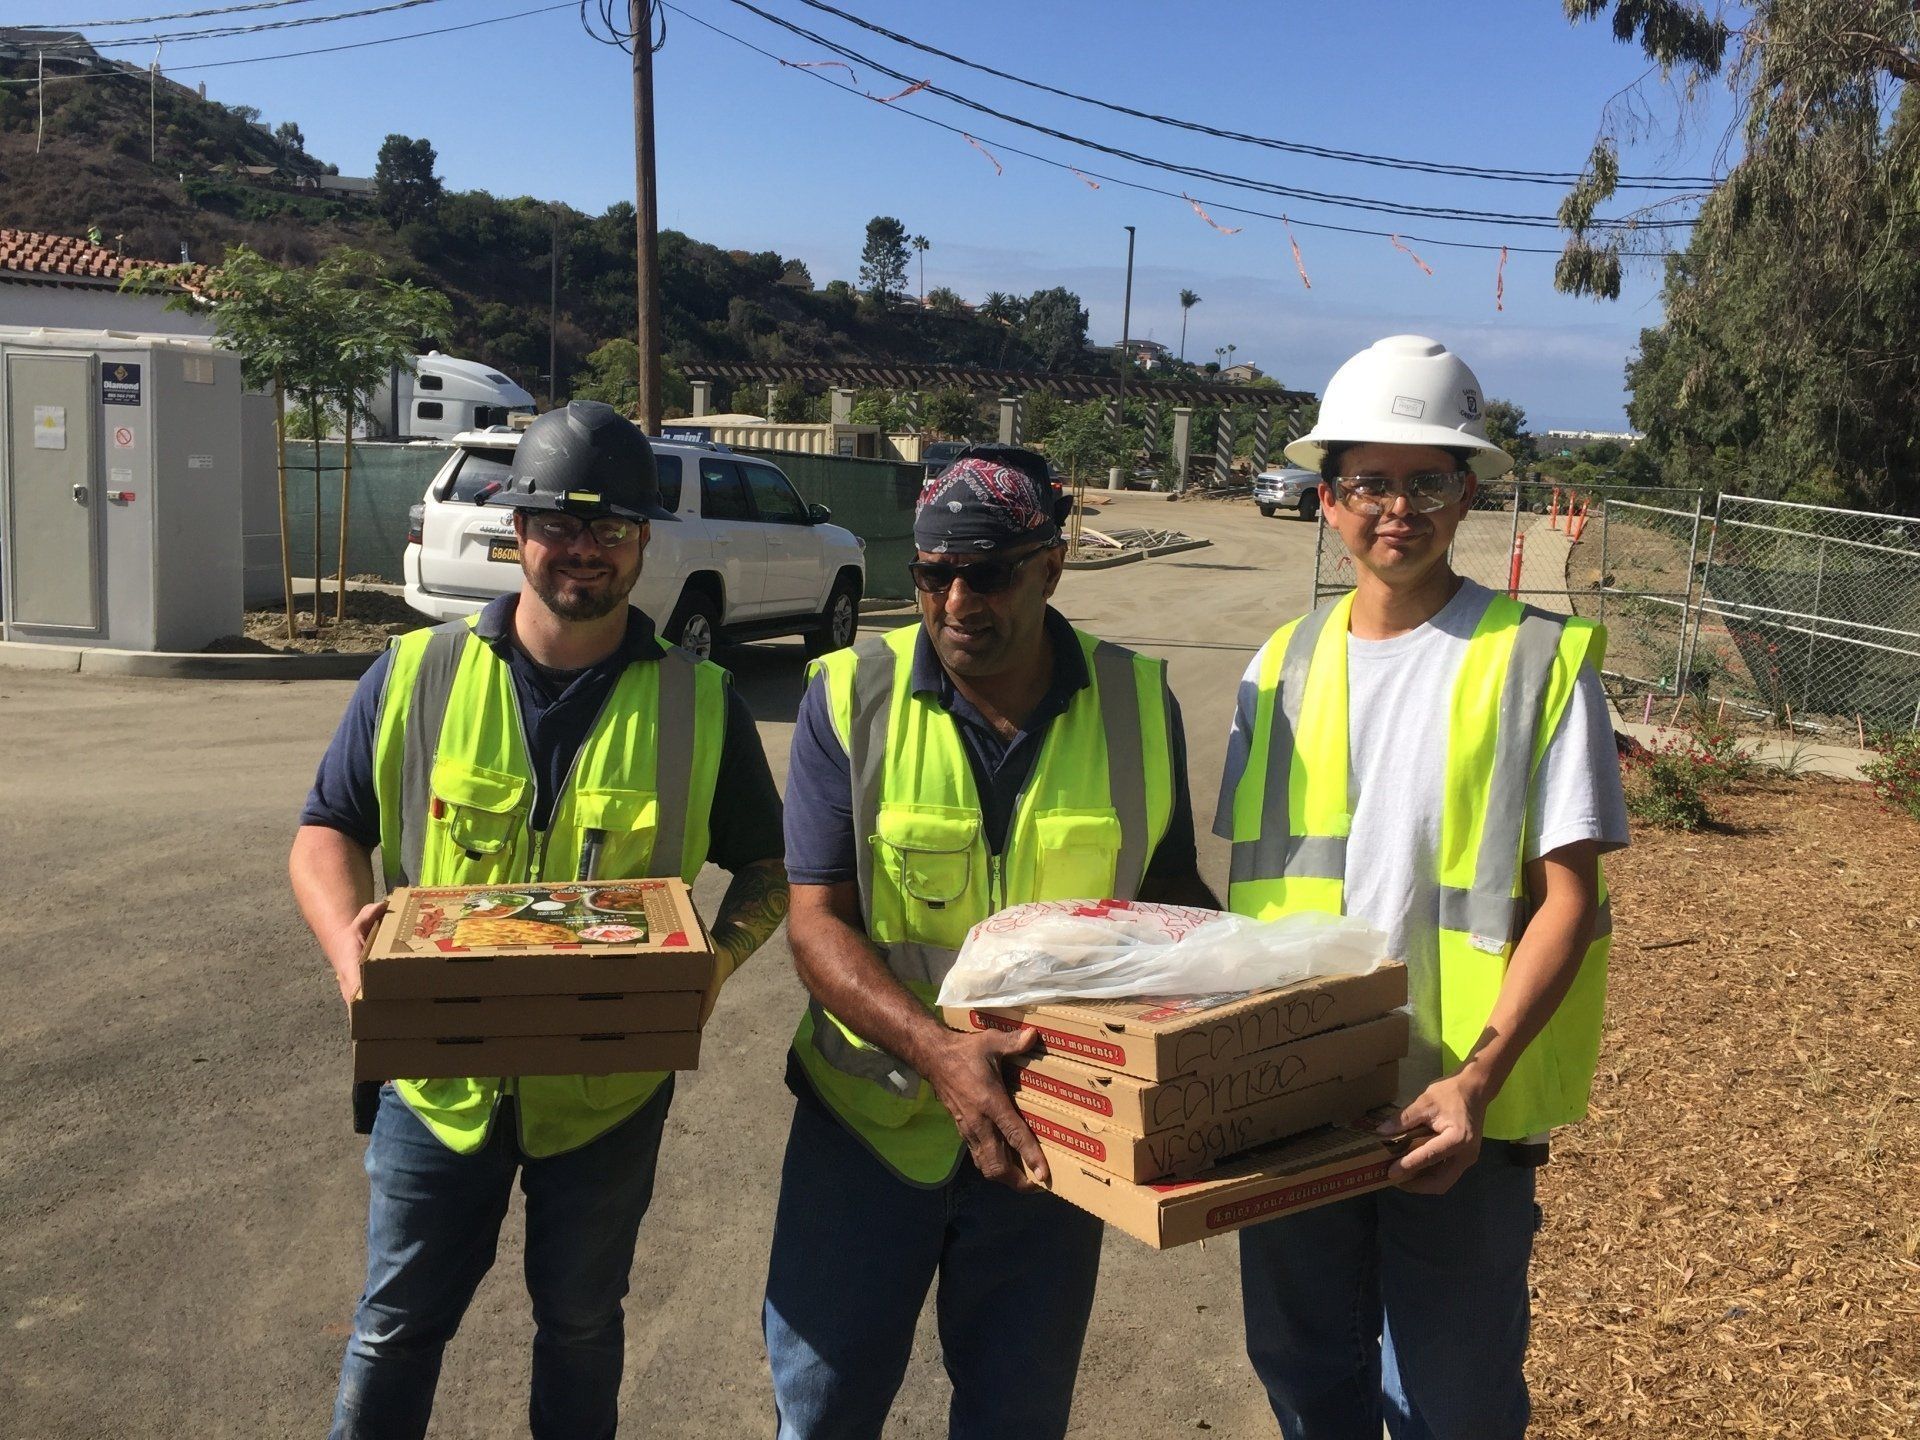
[{"left": 487, "top": 542, "right": 520, "bottom": 564}]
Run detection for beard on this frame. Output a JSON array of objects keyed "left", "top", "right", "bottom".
[{"left": 524, "top": 552, "right": 639, "bottom": 620}]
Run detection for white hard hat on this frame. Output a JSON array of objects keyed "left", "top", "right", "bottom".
[{"left": 1285, "top": 335, "right": 1514, "bottom": 481}]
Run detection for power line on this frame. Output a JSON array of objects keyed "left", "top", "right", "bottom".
[
  {"left": 45, "top": 2, "right": 336, "bottom": 28},
  {"left": 32, "top": 0, "right": 446, "bottom": 51},
  {"left": 661, "top": 1, "right": 1635, "bottom": 257},
  {"left": 706, "top": 0, "right": 1692, "bottom": 231},
  {"left": 0, "top": 2, "right": 575, "bottom": 80},
  {"left": 783, "top": 0, "right": 1718, "bottom": 191}
]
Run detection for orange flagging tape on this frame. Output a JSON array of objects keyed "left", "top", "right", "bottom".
[
  {"left": 961, "top": 133, "right": 1003, "bottom": 175},
  {"left": 869, "top": 79, "right": 929, "bottom": 104},
  {"left": 1181, "top": 193, "right": 1243, "bottom": 235},
  {"left": 1284, "top": 218, "right": 1311, "bottom": 290},
  {"left": 1390, "top": 234, "right": 1433, "bottom": 275}
]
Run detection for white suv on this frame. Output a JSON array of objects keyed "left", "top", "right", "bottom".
[{"left": 403, "top": 431, "right": 866, "bottom": 660}]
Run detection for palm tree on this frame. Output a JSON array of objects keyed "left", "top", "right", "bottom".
[
  {"left": 1178, "top": 288, "right": 1201, "bottom": 361},
  {"left": 911, "top": 235, "right": 931, "bottom": 302},
  {"left": 981, "top": 291, "right": 1015, "bottom": 325}
]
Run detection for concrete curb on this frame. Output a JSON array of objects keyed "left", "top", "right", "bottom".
[
  {"left": 0, "top": 641, "right": 379, "bottom": 681},
  {"left": 1065, "top": 536, "right": 1214, "bottom": 570}
]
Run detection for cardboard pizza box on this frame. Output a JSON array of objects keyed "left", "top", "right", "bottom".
[
  {"left": 1018, "top": 1064, "right": 1399, "bottom": 1184},
  {"left": 353, "top": 1029, "right": 702, "bottom": 1082},
  {"left": 1037, "top": 1118, "right": 1400, "bottom": 1250},
  {"left": 359, "top": 881, "right": 716, "bottom": 1000},
  {"left": 943, "top": 962, "right": 1408, "bottom": 1081},
  {"left": 1010, "top": 1011, "right": 1410, "bottom": 1135},
  {"left": 349, "top": 990, "right": 705, "bottom": 1041}
]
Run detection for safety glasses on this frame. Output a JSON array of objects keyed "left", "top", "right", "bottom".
[
  {"left": 906, "top": 546, "right": 1051, "bottom": 595},
  {"left": 524, "top": 513, "right": 642, "bottom": 547},
  {"left": 1333, "top": 471, "right": 1467, "bottom": 516}
]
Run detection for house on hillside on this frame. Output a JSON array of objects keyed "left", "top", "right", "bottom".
[
  {"left": 0, "top": 29, "right": 93, "bottom": 62},
  {"left": 1220, "top": 361, "right": 1265, "bottom": 384},
  {"left": 0, "top": 230, "right": 213, "bottom": 337}
]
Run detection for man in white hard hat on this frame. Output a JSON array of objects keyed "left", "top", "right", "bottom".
[{"left": 1215, "top": 335, "right": 1628, "bottom": 1437}]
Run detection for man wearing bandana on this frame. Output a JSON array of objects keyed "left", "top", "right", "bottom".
[{"left": 764, "top": 445, "right": 1217, "bottom": 1438}]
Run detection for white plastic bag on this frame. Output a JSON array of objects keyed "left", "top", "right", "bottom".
[{"left": 935, "top": 900, "right": 1387, "bottom": 1008}]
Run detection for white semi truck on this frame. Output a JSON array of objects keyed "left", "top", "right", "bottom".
[{"left": 366, "top": 352, "right": 535, "bottom": 440}]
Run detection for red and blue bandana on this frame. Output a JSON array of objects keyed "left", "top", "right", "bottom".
[{"left": 914, "top": 456, "right": 1058, "bottom": 554}]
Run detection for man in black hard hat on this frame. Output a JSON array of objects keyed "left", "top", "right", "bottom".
[{"left": 291, "top": 401, "right": 789, "bottom": 1439}]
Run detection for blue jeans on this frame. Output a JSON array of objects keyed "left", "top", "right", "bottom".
[
  {"left": 763, "top": 1097, "right": 1106, "bottom": 1440},
  {"left": 330, "top": 1079, "right": 674, "bottom": 1440},
  {"left": 1238, "top": 1146, "right": 1539, "bottom": 1440}
]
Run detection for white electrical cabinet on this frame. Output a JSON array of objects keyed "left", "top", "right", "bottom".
[{"left": 1, "top": 327, "right": 243, "bottom": 651}]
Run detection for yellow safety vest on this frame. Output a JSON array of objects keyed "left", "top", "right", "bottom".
[
  {"left": 371, "top": 614, "right": 726, "bottom": 1157},
  {"left": 793, "top": 622, "right": 1177, "bottom": 1185},
  {"left": 1225, "top": 590, "right": 1612, "bottom": 1140}
]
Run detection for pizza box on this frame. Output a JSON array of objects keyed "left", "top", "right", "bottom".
[
  {"left": 1037, "top": 1117, "right": 1401, "bottom": 1250},
  {"left": 359, "top": 881, "right": 716, "bottom": 1000},
  {"left": 943, "top": 962, "right": 1407, "bottom": 1081},
  {"left": 349, "top": 990, "right": 705, "bottom": 1041},
  {"left": 1018, "top": 1064, "right": 1399, "bottom": 1183},
  {"left": 353, "top": 1029, "right": 702, "bottom": 1082},
  {"left": 1010, "top": 1011, "right": 1409, "bottom": 1135}
]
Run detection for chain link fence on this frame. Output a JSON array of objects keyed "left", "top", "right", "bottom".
[{"left": 1687, "top": 496, "right": 1920, "bottom": 732}]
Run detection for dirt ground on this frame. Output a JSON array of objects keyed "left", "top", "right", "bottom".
[
  {"left": 207, "top": 587, "right": 424, "bottom": 655},
  {"left": 4, "top": 492, "right": 1914, "bottom": 1437}
]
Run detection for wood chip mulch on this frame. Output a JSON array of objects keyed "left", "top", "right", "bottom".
[{"left": 1530, "top": 778, "right": 1920, "bottom": 1436}]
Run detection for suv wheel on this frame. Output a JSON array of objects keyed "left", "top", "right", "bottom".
[
  {"left": 1257, "top": 504, "right": 1276, "bottom": 518},
  {"left": 1298, "top": 492, "right": 1320, "bottom": 522},
  {"left": 806, "top": 576, "right": 862, "bottom": 658},
  {"left": 666, "top": 588, "right": 720, "bottom": 661}
]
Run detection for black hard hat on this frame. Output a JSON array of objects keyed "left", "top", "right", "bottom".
[{"left": 489, "top": 401, "right": 675, "bottom": 523}]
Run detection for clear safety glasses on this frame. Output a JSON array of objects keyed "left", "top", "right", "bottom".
[{"left": 1333, "top": 471, "right": 1468, "bottom": 516}]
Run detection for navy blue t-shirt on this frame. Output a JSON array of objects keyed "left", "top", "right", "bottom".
[
  {"left": 300, "top": 596, "right": 782, "bottom": 874},
  {"left": 782, "top": 606, "right": 1197, "bottom": 885}
]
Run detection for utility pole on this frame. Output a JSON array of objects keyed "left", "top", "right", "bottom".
[
  {"left": 1116, "top": 224, "right": 1136, "bottom": 425},
  {"left": 548, "top": 203, "right": 560, "bottom": 408},
  {"left": 150, "top": 44, "right": 161, "bottom": 164},
  {"left": 630, "top": 0, "right": 663, "bottom": 433}
]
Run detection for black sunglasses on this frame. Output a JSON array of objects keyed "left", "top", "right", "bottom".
[{"left": 906, "top": 546, "right": 1052, "bottom": 595}]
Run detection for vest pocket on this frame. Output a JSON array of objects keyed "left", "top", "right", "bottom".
[
  {"left": 874, "top": 806, "right": 979, "bottom": 908},
  {"left": 1032, "top": 808, "right": 1123, "bottom": 900},
  {"left": 429, "top": 759, "right": 529, "bottom": 874},
  {"left": 571, "top": 787, "right": 659, "bottom": 879}
]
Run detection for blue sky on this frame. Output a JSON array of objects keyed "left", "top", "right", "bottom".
[{"left": 19, "top": 0, "right": 1739, "bottom": 428}]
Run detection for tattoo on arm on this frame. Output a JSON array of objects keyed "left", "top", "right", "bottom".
[{"left": 710, "top": 859, "right": 790, "bottom": 972}]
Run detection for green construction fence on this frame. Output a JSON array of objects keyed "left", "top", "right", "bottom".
[{"left": 276, "top": 440, "right": 920, "bottom": 601}]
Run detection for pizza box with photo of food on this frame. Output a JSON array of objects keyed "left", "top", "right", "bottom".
[{"left": 358, "top": 880, "right": 717, "bottom": 1000}]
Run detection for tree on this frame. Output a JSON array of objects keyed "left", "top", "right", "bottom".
[
  {"left": 911, "top": 234, "right": 930, "bottom": 302},
  {"left": 127, "top": 247, "right": 449, "bottom": 632},
  {"left": 273, "top": 120, "right": 305, "bottom": 153},
  {"left": 1178, "top": 288, "right": 1201, "bottom": 361},
  {"left": 1022, "top": 286, "right": 1089, "bottom": 370},
  {"left": 227, "top": 104, "right": 262, "bottom": 125},
  {"left": 1560, "top": 3, "right": 1920, "bottom": 509},
  {"left": 858, "top": 216, "right": 910, "bottom": 304},
  {"left": 374, "top": 133, "right": 444, "bottom": 226},
  {"left": 1042, "top": 401, "right": 1130, "bottom": 482},
  {"left": 925, "top": 285, "right": 965, "bottom": 316},
  {"left": 570, "top": 337, "right": 640, "bottom": 415},
  {"left": 925, "top": 386, "right": 982, "bottom": 439},
  {"left": 980, "top": 291, "right": 1018, "bottom": 324},
  {"left": 1480, "top": 398, "right": 1536, "bottom": 469}
]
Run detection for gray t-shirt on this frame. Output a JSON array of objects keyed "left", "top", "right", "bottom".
[{"left": 1213, "top": 579, "right": 1630, "bottom": 1106}]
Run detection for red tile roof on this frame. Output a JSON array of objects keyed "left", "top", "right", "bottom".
[{"left": 0, "top": 228, "right": 206, "bottom": 289}]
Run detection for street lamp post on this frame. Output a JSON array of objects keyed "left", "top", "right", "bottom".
[{"left": 1117, "top": 225, "right": 1136, "bottom": 428}]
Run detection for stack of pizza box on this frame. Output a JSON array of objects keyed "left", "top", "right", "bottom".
[
  {"left": 351, "top": 880, "right": 719, "bottom": 1081},
  {"left": 942, "top": 961, "right": 1413, "bottom": 1248}
]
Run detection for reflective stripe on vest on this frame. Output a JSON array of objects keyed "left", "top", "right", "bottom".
[
  {"left": 795, "top": 623, "right": 1174, "bottom": 1185},
  {"left": 1226, "top": 592, "right": 1611, "bottom": 1140},
  {"left": 370, "top": 616, "right": 725, "bottom": 1157}
]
